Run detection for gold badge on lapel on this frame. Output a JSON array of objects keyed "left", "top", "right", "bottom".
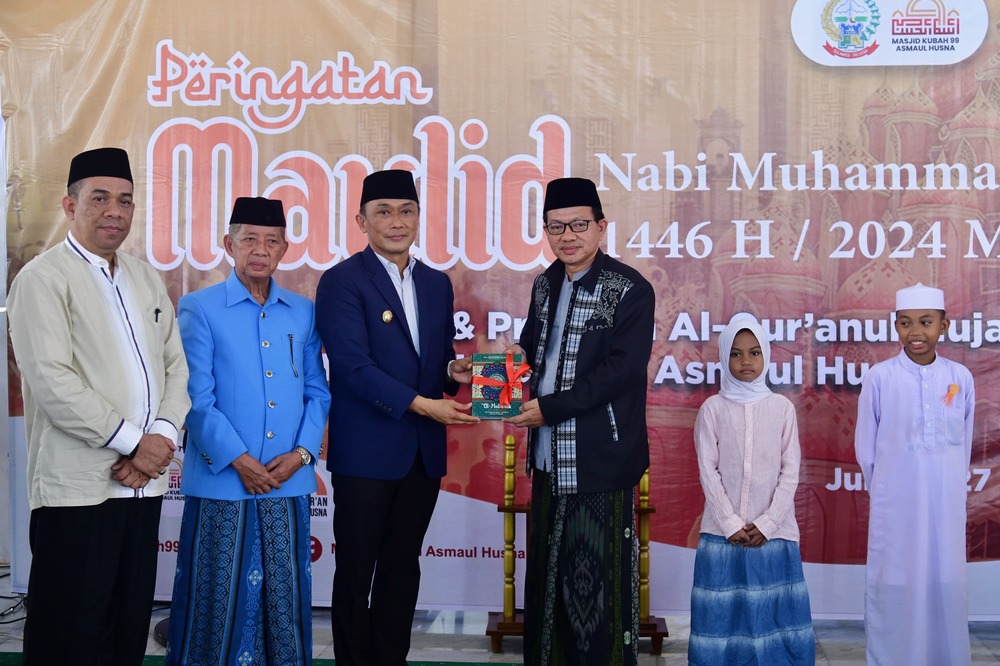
[{"left": 382, "top": 310, "right": 394, "bottom": 324}]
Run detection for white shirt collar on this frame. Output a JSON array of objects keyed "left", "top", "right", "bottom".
[{"left": 372, "top": 250, "right": 416, "bottom": 279}]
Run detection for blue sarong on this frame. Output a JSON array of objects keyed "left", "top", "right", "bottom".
[
  {"left": 166, "top": 496, "right": 312, "bottom": 666},
  {"left": 688, "top": 533, "right": 815, "bottom": 666}
]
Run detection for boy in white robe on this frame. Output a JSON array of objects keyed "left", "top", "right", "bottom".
[{"left": 855, "top": 283, "right": 975, "bottom": 666}]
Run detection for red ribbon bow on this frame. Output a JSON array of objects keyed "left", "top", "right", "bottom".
[{"left": 472, "top": 353, "right": 531, "bottom": 407}]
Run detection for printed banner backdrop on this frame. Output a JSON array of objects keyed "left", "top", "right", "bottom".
[{"left": 4, "top": 0, "right": 1000, "bottom": 616}]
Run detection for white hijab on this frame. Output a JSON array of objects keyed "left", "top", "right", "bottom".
[{"left": 718, "top": 313, "right": 772, "bottom": 404}]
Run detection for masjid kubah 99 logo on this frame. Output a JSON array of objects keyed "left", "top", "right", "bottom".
[
  {"left": 792, "top": 0, "right": 983, "bottom": 66},
  {"left": 822, "top": 0, "right": 882, "bottom": 59}
]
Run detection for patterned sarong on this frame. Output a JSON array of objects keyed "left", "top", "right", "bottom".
[
  {"left": 166, "top": 496, "right": 312, "bottom": 666},
  {"left": 524, "top": 470, "right": 639, "bottom": 666}
]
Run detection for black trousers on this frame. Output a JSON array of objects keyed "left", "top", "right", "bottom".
[
  {"left": 23, "top": 497, "right": 163, "bottom": 666},
  {"left": 331, "top": 455, "right": 440, "bottom": 666}
]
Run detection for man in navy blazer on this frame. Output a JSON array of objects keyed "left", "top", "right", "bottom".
[{"left": 316, "top": 169, "right": 478, "bottom": 665}]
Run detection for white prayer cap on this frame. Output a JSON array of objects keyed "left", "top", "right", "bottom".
[{"left": 895, "top": 283, "right": 945, "bottom": 311}]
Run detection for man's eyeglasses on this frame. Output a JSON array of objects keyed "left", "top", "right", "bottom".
[{"left": 544, "top": 219, "right": 595, "bottom": 235}]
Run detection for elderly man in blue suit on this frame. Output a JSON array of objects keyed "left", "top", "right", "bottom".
[
  {"left": 316, "top": 169, "right": 478, "bottom": 665},
  {"left": 166, "top": 197, "right": 331, "bottom": 665}
]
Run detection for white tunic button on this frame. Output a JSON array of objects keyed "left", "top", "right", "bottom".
[
  {"left": 262, "top": 340, "right": 270, "bottom": 348},
  {"left": 265, "top": 370, "right": 273, "bottom": 378},
  {"left": 266, "top": 431, "right": 274, "bottom": 439}
]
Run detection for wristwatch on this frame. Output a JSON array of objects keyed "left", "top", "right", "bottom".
[{"left": 295, "top": 445, "right": 312, "bottom": 467}]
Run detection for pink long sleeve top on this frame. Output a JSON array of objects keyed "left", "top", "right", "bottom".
[{"left": 694, "top": 392, "right": 802, "bottom": 542}]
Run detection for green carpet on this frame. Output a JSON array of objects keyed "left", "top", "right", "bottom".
[{"left": 0, "top": 656, "right": 492, "bottom": 666}]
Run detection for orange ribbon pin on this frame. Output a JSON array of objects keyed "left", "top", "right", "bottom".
[{"left": 945, "top": 384, "right": 959, "bottom": 406}]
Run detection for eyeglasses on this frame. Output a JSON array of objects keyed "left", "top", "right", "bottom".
[{"left": 544, "top": 219, "right": 595, "bottom": 235}]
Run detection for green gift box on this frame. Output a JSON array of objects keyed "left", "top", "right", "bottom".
[{"left": 470, "top": 353, "right": 529, "bottom": 419}]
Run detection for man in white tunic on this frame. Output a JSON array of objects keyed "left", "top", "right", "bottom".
[
  {"left": 855, "top": 283, "right": 975, "bottom": 666},
  {"left": 8, "top": 148, "right": 190, "bottom": 666}
]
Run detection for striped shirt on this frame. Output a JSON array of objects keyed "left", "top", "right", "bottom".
[{"left": 694, "top": 392, "right": 802, "bottom": 542}]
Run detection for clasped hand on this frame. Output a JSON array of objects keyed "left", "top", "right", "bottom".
[
  {"left": 232, "top": 451, "right": 304, "bottom": 495},
  {"left": 113, "top": 433, "right": 178, "bottom": 488},
  {"left": 728, "top": 523, "right": 767, "bottom": 548}
]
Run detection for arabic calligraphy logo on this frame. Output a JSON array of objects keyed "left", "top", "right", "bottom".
[
  {"left": 891, "top": 0, "right": 960, "bottom": 36},
  {"left": 822, "top": 0, "right": 882, "bottom": 59}
]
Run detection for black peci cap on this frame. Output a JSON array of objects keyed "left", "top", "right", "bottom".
[
  {"left": 67, "top": 147, "right": 133, "bottom": 187},
  {"left": 542, "top": 177, "right": 604, "bottom": 220},
  {"left": 360, "top": 169, "right": 419, "bottom": 206},
  {"left": 229, "top": 197, "right": 286, "bottom": 227}
]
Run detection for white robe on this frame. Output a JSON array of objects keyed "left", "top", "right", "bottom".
[{"left": 855, "top": 350, "right": 975, "bottom": 666}]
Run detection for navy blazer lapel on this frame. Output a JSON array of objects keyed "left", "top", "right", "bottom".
[
  {"left": 413, "top": 262, "right": 436, "bottom": 361},
  {"left": 361, "top": 246, "right": 417, "bottom": 352}
]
